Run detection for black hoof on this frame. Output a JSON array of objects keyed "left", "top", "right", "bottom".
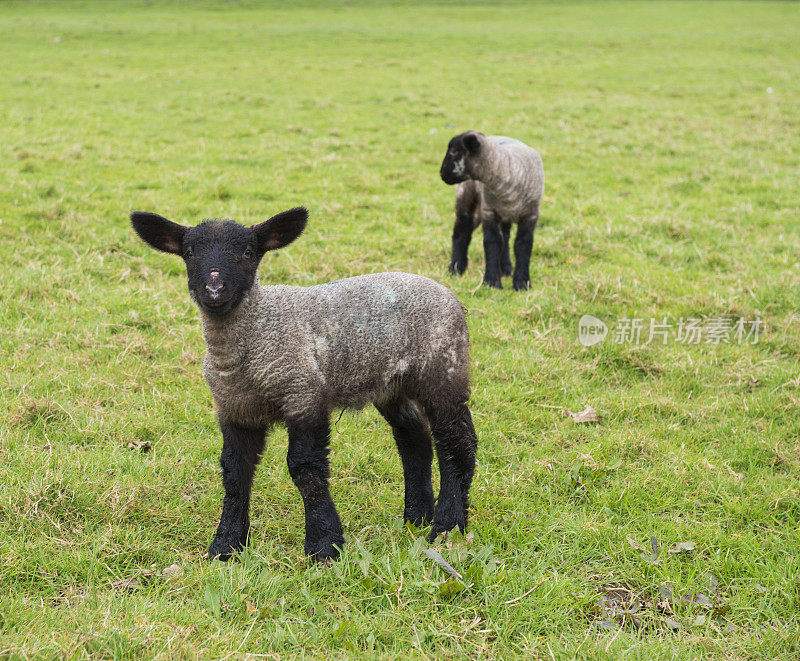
[
  {"left": 209, "top": 539, "right": 243, "bottom": 562},
  {"left": 428, "top": 525, "right": 457, "bottom": 544},
  {"left": 306, "top": 536, "right": 344, "bottom": 563},
  {"left": 209, "top": 523, "right": 249, "bottom": 561},
  {"left": 428, "top": 516, "right": 465, "bottom": 543},
  {"left": 404, "top": 509, "right": 434, "bottom": 528}
]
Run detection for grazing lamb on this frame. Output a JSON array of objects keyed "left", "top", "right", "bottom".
[
  {"left": 131, "top": 207, "right": 478, "bottom": 562},
  {"left": 440, "top": 131, "right": 544, "bottom": 290}
]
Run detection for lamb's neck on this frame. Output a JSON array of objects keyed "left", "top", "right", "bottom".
[
  {"left": 472, "top": 140, "right": 512, "bottom": 193},
  {"left": 199, "top": 281, "right": 268, "bottom": 371}
]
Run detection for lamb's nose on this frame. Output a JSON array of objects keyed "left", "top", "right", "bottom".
[{"left": 205, "top": 271, "right": 225, "bottom": 299}]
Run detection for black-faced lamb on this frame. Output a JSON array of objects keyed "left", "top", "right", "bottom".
[
  {"left": 440, "top": 131, "right": 544, "bottom": 290},
  {"left": 131, "top": 207, "right": 478, "bottom": 562}
]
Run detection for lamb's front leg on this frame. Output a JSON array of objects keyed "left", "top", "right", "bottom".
[
  {"left": 286, "top": 414, "right": 344, "bottom": 562},
  {"left": 209, "top": 421, "right": 266, "bottom": 561},
  {"left": 450, "top": 212, "right": 476, "bottom": 275},
  {"left": 450, "top": 181, "right": 479, "bottom": 275}
]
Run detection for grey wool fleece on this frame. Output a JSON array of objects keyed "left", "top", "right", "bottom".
[
  {"left": 200, "top": 272, "right": 470, "bottom": 428},
  {"left": 459, "top": 135, "right": 544, "bottom": 222}
]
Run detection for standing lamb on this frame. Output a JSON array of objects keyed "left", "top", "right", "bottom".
[
  {"left": 440, "top": 131, "right": 544, "bottom": 290},
  {"left": 131, "top": 207, "right": 478, "bottom": 562}
]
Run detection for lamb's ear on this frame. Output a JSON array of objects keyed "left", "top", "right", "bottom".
[
  {"left": 131, "top": 212, "right": 188, "bottom": 255},
  {"left": 253, "top": 206, "right": 308, "bottom": 256},
  {"left": 463, "top": 133, "right": 481, "bottom": 154}
]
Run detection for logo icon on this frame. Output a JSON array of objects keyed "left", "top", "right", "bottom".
[{"left": 578, "top": 315, "right": 608, "bottom": 347}]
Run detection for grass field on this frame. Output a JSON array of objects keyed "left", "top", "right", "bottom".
[{"left": 2, "top": 1, "right": 799, "bottom": 658}]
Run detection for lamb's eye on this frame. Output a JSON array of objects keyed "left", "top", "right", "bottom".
[
  {"left": 243, "top": 247, "right": 254, "bottom": 259},
  {"left": 184, "top": 246, "right": 193, "bottom": 259}
]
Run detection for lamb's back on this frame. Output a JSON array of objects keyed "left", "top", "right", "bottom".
[
  {"left": 482, "top": 136, "right": 544, "bottom": 219},
  {"left": 255, "top": 273, "right": 468, "bottom": 411}
]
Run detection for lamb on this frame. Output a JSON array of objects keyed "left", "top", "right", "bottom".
[
  {"left": 439, "top": 131, "right": 544, "bottom": 290},
  {"left": 131, "top": 207, "right": 478, "bottom": 562}
]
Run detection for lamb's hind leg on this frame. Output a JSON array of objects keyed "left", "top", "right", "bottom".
[
  {"left": 482, "top": 212, "right": 504, "bottom": 288},
  {"left": 513, "top": 206, "right": 539, "bottom": 291},
  {"left": 500, "top": 222, "right": 512, "bottom": 277},
  {"left": 286, "top": 413, "right": 344, "bottom": 562},
  {"left": 423, "top": 400, "right": 478, "bottom": 542},
  {"left": 375, "top": 397, "right": 434, "bottom": 527}
]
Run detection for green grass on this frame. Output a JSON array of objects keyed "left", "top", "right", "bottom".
[{"left": 1, "top": 0, "right": 799, "bottom": 658}]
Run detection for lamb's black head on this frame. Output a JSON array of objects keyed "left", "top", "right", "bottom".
[
  {"left": 131, "top": 207, "right": 308, "bottom": 315},
  {"left": 440, "top": 131, "right": 482, "bottom": 185}
]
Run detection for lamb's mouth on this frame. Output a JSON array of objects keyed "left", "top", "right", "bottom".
[{"left": 200, "top": 298, "right": 234, "bottom": 315}]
